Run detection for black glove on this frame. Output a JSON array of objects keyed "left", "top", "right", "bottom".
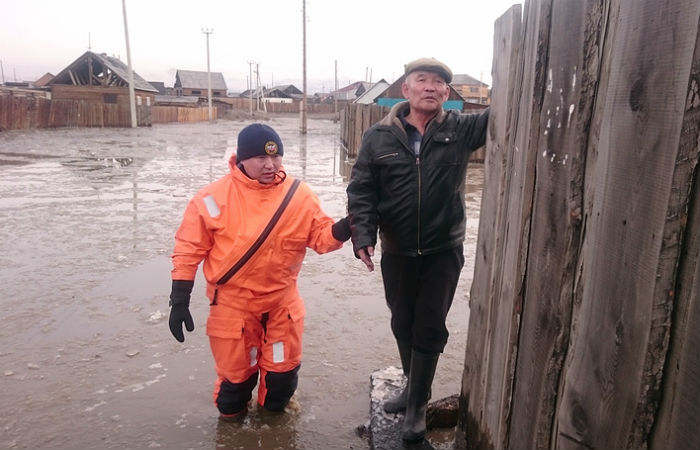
[
  {"left": 331, "top": 215, "right": 352, "bottom": 242},
  {"left": 169, "top": 279, "right": 195, "bottom": 342}
]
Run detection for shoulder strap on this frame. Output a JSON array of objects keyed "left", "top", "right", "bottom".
[{"left": 216, "top": 178, "right": 302, "bottom": 285}]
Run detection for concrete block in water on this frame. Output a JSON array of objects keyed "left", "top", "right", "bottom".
[{"left": 367, "top": 367, "right": 442, "bottom": 450}]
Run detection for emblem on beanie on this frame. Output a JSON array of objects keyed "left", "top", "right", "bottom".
[{"left": 265, "top": 141, "right": 279, "bottom": 155}]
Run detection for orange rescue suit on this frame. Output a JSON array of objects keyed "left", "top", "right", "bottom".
[{"left": 171, "top": 155, "right": 344, "bottom": 412}]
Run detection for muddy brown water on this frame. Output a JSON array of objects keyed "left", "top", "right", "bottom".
[{"left": 0, "top": 116, "right": 484, "bottom": 450}]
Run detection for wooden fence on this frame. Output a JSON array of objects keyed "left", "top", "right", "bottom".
[
  {"left": 0, "top": 95, "right": 215, "bottom": 130},
  {"left": 339, "top": 103, "right": 389, "bottom": 158},
  {"left": 219, "top": 97, "right": 342, "bottom": 114},
  {"left": 459, "top": 1, "right": 699, "bottom": 450},
  {"left": 151, "top": 105, "right": 216, "bottom": 124},
  {"left": 339, "top": 103, "right": 487, "bottom": 162}
]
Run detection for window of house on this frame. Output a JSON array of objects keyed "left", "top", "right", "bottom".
[
  {"left": 146, "top": 97, "right": 151, "bottom": 106},
  {"left": 136, "top": 95, "right": 142, "bottom": 106},
  {"left": 104, "top": 94, "right": 117, "bottom": 104},
  {"left": 192, "top": 90, "right": 201, "bottom": 95},
  {"left": 470, "top": 87, "right": 479, "bottom": 93}
]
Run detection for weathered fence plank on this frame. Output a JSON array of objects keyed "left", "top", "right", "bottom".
[
  {"left": 508, "top": 0, "right": 605, "bottom": 448},
  {"left": 458, "top": 4, "right": 524, "bottom": 450},
  {"left": 556, "top": 1, "right": 700, "bottom": 448},
  {"left": 648, "top": 18, "right": 700, "bottom": 449}
]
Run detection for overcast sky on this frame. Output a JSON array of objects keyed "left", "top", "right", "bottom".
[{"left": 1, "top": 0, "right": 522, "bottom": 93}]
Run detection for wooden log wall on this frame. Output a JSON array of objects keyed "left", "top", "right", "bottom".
[{"left": 458, "top": 1, "right": 700, "bottom": 450}]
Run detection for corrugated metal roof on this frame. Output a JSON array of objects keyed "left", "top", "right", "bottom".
[{"left": 175, "top": 70, "right": 227, "bottom": 90}]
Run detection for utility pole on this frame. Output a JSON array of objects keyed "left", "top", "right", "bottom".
[
  {"left": 121, "top": 0, "right": 137, "bottom": 128},
  {"left": 334, "top": 60, "right": 338, "bottom": 116},
  {"left": 247, "top": 60, "right": 254, "bottom": 117},
  {"left": 202, "top": 28, "right": 214, "bottom": 122},
  {"left": 257, "top": 63, "right": 267, "bottom": 113},
  {"left": 300, "top": 0, "right": 307, "bottom": 134},
  {"left": 479, "top": 71, "right": 484, "bottom": 104}
]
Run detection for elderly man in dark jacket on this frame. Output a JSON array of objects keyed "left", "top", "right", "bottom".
[{"left": 346, "top": 57, "right": 489, "bottom": 442}]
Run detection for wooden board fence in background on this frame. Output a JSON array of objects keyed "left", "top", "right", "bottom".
[{"left": 0, "top": 96, "right": 215, "bottom": 130}]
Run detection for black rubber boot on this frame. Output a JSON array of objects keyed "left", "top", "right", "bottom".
[
  {"left": 402, "top": 350, "right": 439, "bottom": 442},
  {"left": 383, "top": 340, "right": 412, "bottom": 413}
]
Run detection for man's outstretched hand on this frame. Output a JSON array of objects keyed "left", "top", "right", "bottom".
[{"left": 357, "top": 246, "right": 375, "bottom": 272}]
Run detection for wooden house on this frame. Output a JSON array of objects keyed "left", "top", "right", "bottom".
[
  {"left": 451, "top": 73, "right": 490, "bottom": 105},
  {"left": 375, "top": 74, "right": 466, "bottom": 110},
  {"left": 48, "top": 51, "right": 158, "bottom": 106},
  {"left": 174, "top": 70, "right": 227, "bottom": 98}
]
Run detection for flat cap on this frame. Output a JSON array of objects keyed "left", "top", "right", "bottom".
[{"left": 404, "top": 57, "right": 453, "bottom": 83}]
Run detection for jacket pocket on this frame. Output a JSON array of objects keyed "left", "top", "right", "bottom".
[
  {"left": 433, "top": 131, "right": 458, "bottom": 144},
  {"left": 206, "top": 314, "right": 244, "bottom": 339},
  {"left": 280, "top": 238, "right": 307, "bottom": 274},
  {"left": 286, "top": 300, "right": 306, "bottom": 322},
  {"left": 376, "top": 151, "right": 400, "bottom": 161}
]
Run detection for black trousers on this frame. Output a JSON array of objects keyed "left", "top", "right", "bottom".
[{"left": 380, "top": 246, "right": 464, "bottom": 354}]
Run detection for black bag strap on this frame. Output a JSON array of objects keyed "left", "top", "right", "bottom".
[{"left": 216, "top": 178, "right": 301, "bottom": 285}]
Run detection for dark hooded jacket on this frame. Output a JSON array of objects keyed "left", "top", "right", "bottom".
[{"left": 346, "top": 101, "right": 489, "bottom": 256}]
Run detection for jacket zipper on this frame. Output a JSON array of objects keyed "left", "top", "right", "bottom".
[{"left": 416, "top": 156, "right": 422, "bottom": 255}]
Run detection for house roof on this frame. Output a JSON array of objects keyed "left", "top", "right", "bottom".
[
  {"left": 336, "top": 81, "right": 373, "bottom": 93},
  {"left": 272, "top": 84, "right": 303, "bottom": 95},
  {"left": 34, "top": 73, "right": 55, "bottom": 87},
  {"left": 175, "top": 70, "right": 227, "bottom": 90},
  {"left": 263, "top": 88, "right": 292, "bottom": 98},
  {"left": 354, "top": 79, "right": 389, "bottom": 104},
  {"left": 148, "top": 81, "right": 166, "bottom": 94},
  {"left": 452, "top": 74, "right": 489, "bottom": 87},
  {"left": 49, "top": 51, "right": 158, "bottom": 92}
]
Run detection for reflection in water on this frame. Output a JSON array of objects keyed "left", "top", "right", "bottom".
[
  {"left": 60, "top": 156, "right": 142, "bottom": 188},
  {"left": 215, "top": 402, "right": 299, "bottom": 450},
  {"left": 298, "top": 132, "right": 308, "bottom": 179}
]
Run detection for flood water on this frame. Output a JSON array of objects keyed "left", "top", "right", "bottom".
[{"left": 0, "top": 116, "right": 484, "bottom": 450}]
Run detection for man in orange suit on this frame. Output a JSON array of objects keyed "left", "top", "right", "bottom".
[{"left": 168, "top": 123, "right": 351, "bottom": 419}]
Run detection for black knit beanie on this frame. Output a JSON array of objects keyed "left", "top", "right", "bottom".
[{"left": 236, "top": 123, "right": 284, "bottom": 162}]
